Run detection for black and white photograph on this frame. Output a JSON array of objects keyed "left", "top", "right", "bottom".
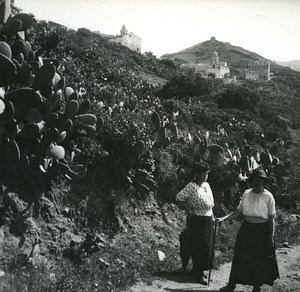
[{"left": 0, "top": 0, "right": 299, "bottom": 291}]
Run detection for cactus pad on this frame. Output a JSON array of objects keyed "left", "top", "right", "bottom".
[
  {"left": 57, "top": 131, "right": 67, "bottom": 143},
  {"left": 0, "top": 53, "right": 17, "bottom": 86},
  {"left": 1, "top": 19, "right": 22, "bottom": 35},
  {"left": 5, "top": 87, "right": 42, "bottom": 107},
  {"left": 0, "top": 41, "right": 12, "bottom": 59},
  {"left": 0, "top": 98, "right": 14, "bottom": 124},
  {"left": 65, "top": 87, "right": 74, "bottom": 99},
  {"left": 64, "top": 100, "right": 79, "bottom": 118},
  {"left": 131, "top": 140, "right": 145, "bottom": 156},
  {"left": 11, "top": 13, "right": 33, "bottom": 31},
  {"left": 25, "top": 108, "right": 43, "bottom": 123},
  {"left": 19, "top": 122, "right": 40, "bottom": 139},
  {"left": 11, "top": 39, "right": 25, "bottom": 57},
  {"left": 75, "top": 114, "right": 97, "bottom": 125},
  {"left": 60, "top": 119, "right": 73, "bottom": 131},
  {"left": 151, "top": 111, "right": 160, "bottom": 130},
  {"left": 207, "top": 144, "right": 224, "bottom": 155},
  {"left": 6, "top": 139, "right": 20, "bottom": 163},
  {"left": 46, "top": 145, "right": 65, "bottom": 160},
  {"left": 16, "top": 63, "right": 32, "bottom": 84},
  {"left": 77, "top": 99, "right": 91, "bottom": 115},
  {"left": 33, "top": 63, "right": 56, "bottom": 91}
]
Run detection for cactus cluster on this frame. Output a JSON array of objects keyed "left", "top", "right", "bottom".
[
  {"left": 0, "top": 13, "right": 97, "bottom": 181},
  {"left": 99, "top": 132, "right": 157, "bottom": 194},
  {"left": 150, "top": 111, "right": 178, "bottom": 148}
]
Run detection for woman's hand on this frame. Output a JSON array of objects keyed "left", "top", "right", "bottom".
[{"left": 215, "top": 217, "right": 225, "bottom": 224}]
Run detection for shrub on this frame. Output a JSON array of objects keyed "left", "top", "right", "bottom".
[
  {"left": 157, "top": 73, "right": 209, "bottom": 99},
  {"left": 76, "top": 27, "right": 92, "bottom": 37},
  {"left": 214, "top": 84, "right": 259, "bottom": 111},
  {"left": 159, "top": 58, "right": 177, "bottom": 70},
  {"left": 256, "top": 101, "right": 277, "bottom": 119}
]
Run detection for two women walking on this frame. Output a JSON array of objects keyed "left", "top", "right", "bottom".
[{"left": 176, "top": 164, "right": 279, "bottom": 291}]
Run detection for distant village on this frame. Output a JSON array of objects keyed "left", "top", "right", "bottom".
[
  {"left": 49, "top": 21, "right": 271, "bottom": 82},
  {"left": 180, "top": 49, "right": 271, "bottom": 83}
]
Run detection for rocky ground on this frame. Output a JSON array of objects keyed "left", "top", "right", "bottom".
[{"left": 125, "top": 245, "right": 300, "bottom": 292}]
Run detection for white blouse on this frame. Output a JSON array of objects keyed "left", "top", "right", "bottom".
[
  {"left": 237, "top": 188, "right": 276, "bottom": 220},
  {"left": 176, "top": 181, "right": 214, "bottom": 216}
]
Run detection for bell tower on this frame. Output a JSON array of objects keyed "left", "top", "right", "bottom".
[
  {"left": 120, "top": 24, "right": 128, "bottom": 36},
  {"left": 212, "top": 51, "right": 219, "bottom": 65}
]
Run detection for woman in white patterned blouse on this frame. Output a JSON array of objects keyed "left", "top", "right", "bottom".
[{"left": 176, "top": 162, "right": 214, "bottom": 285}]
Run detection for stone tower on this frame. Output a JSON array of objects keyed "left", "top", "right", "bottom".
[
  {"left": 120, "top": 24, "right": 128, "bottom": 36},
  {"left": 212, "top": 51, "right": 219, "bottom": 65}
]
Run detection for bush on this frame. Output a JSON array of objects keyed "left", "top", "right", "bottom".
[
  {"left": 157, "top": 73, "right": 209, "bottom": 99},
  {"left": 159, "top": 59, "right": 177, "bottom": 70},
  {"left": 215, "top": 84, "right": 259, "bottom": 111}
]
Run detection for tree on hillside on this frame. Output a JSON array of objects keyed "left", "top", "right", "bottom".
[
  {"left": 143, "top": 51, "right": 156, "bottom": 59},
  {"left": 157, "top": 73, "right": 209, "bottom": 99},
  {"left": 159, "top": 58, "right": 177, "bottom": 70},
  {"left": 214, "top": 83, "right": 259, "bottom": 111}
]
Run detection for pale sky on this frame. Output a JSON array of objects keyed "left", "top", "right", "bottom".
[{"left": 14, "top": 0, "right": 300, "bottom": 61}]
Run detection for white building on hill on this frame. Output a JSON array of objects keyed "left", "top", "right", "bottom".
[
  {"left": 192, "top": 51, "right": 230, "bottom": 78},
  {"left": 107, "top": 25, "right": 141, "bottom": 53},
  {"left": 185, "top": 51, "right": 230, "bottom": 78},
  {"left": 205, "top": 51, "right": 230, "bottom": 78}
]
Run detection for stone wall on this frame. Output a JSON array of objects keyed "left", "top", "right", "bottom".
[{"left": 245, "top": 61, "right": 270, "bottom": 81}]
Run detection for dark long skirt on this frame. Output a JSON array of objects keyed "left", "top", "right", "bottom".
[
  {"left": 229, "top": 220, "right": 279, "bottom": 286},
  {"left": 184, "top": 215, "right": 213, "bottom": 272}
]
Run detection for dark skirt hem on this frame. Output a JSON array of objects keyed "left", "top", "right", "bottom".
[{"left": 229, "top": 220, "right": 279, "bottom": 286}]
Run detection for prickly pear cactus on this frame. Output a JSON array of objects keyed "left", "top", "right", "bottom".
[
  {"left": 150, "top": 111, "right": 178, "bottom": 148},
  {"left": 0, "top": 12, "right": 99, "bottom": 187}
]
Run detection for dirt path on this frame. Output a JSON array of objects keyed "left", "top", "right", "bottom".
[{"left": 124, "top": 245, "right": 300, "bottom": 292}]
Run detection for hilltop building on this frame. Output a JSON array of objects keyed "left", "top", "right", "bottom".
[
  {"left": 205, "top": 51, "right": 230, "bottom": 78},
  {"left": 182, "top": 50, "right": 230, "bottom": 79},
  {"left": 245, "top": 61, "right": 270, "bottom": 81},
  {"left": 106, "top": 25, "right": 141, "bottom": 53}
]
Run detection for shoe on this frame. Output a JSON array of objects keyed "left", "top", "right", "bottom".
[
  {"left": 196, "top": 275, "right": 208, "bottom": 285},
  {"left": 251, "top": 287, "right": 261, "bottom": 292},
  {"left": 219, "top": 283, "right": 236, "bottom": 291}
]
